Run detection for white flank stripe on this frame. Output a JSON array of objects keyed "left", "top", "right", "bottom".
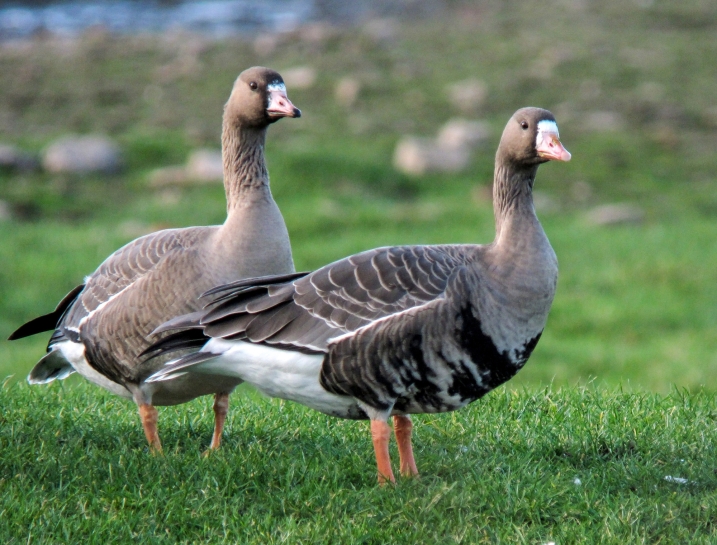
[
  {"left": 77, "top": 282, "right": 135, "bottom": 328},
  {"left": 185, "top": 339, "right": 358, "bottom": 417},
  {"left": 327, "top": 299, "right": 438, "bottom": 345},
  {"left": 55, "top": 340, "right": 132, "bottom": 399}
]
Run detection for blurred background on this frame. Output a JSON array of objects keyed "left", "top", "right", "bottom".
[{"left": 0, "top": 0, "right": 715, "bottom": 391}]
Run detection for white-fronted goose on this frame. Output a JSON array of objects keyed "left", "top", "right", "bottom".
[
  {"left": 147, "top": 107, "right": 571, "bottom": 481},
  {"left": 9, "top": 67, "right": 301, "bottom": 452}
]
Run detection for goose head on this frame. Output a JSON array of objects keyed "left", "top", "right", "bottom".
[
  {"left": 224, "top": 66, "right": 301, "bottom": 130},
  {"left": 497, "top": 107, "right": 571, "bottom": 167}
]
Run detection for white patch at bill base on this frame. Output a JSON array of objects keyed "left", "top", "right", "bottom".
[
  {"left": 535, "top": 120, "right": 562, "bottom": 156},
  {"left": 267, "top": 82, "right": 286, "bottom": 93},
  {"left": 537, "top": 119, "right": 559, "bottom": 136}
]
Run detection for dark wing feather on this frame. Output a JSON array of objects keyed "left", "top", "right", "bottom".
[
  {"left": 202, "top": 290, "right": 274, "bottom": 321},
  {"left": 139, "top": 328, "right": 209, "bottom": 359},
  {"left": 244, "top": 302, "right": 295, "bottom": 342},
  {"left": 151, "top": 310, "right": 206, "bottom": 336},
  {"left": 8, "top": 284, "right": 85, "bottom": 341},
  {"left": 205, "top": 311, "right": 265, "bottom": 339},
  {"left": 146, "top": 350, "right": 220, "bottom": 382},
  {"left": 202, "top": 271, "right": 309, "bottom": 298}
]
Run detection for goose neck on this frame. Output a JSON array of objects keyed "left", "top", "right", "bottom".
[
  {"left": 222, "top": 124, "right": 271, "bottom": 213},
  {"left": 492, "top": 161, "right": 540, "bottom": 246}
]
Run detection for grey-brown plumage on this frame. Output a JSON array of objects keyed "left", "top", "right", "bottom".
[
  {"left": 9, "top": 66, "right": 301, "bottom": 451},
  {"left": 148, "top": 107, "right": 571, "bottom": 481}
]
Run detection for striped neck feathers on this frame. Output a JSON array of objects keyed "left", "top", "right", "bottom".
[
  {"left": 222, "top": 123, "right": 271, "bottom": 213},
  {"left": 491, "top": 161, "right": 540, "bottom": 245}
]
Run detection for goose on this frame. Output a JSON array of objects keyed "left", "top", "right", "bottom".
[
  {"left": 8, "top": 67, "right": 301, "bottom": 452},
  {"left": 146, "top": 107, "right": 571, "bottom": 482}
]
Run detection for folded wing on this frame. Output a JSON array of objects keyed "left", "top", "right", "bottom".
[{"left": 148, "top": 245, "right": 470, "bottom": 361}]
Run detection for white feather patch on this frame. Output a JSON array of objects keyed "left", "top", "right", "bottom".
[
  {"left": 536, "top": 120, "right": 559, "bottom": 151},
  {"left": 327, "top": 300, "right": 436, "bottom": 345},
  {"left": 78, "top": 282, "right": 134, "bottom": 328},
  {"left": 267, "top": 82, "right": 287, "bottom": 92},
  {"left": 537, "top": 120, "right": 559, "bottom": 136},
  {"left": 186, "top": 339, "right": 359, "bottom": 417},
  {"left": 56, "top": 340, "right": 132, "bottom": 399}
]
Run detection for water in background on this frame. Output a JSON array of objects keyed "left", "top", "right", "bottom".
[{"left": 0, "top": 0, "right": 445, "bottom": 39}]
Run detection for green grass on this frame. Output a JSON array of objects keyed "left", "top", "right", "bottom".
[{"left": 2, "top": 380, "right": 716, "bottom": 543}]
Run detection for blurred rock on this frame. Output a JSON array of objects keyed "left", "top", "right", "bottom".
[
  {"left": 119, "top": 220, "right": 154, "bottom": 239},
  {"left": 186, "top": 149, "right": 223, "bottom": 182},
  {"left": 253, "top": 33, "right": 280, "bottom": 56},
  {"left": 393, "top": 136, "right": 470, "bottom": 176},
  {"left": 154, "top": 33, "right": 206, "bottom": 83},
  {"left": 637, "top": 81, "right": 665, "bottom": 103},
  {"left": 585, "top": 111, "right": 625, "bottom": 132},
  {"left": 394, "top": 118, "right": 489, "bottom": 176},
  {"left": 363, "top": 18, "right": 399, "bottom": 42},
  {"left": 155, "top": 188, "right": 181, "bottom": 207},
  {"left": 571, "top": 181, "right": 593, "bottom": 204},
  {"left": 143, "top": 84, "right": 164, "bottom": 104},
  {"left": 282, "top": 66, "right": 316, "bottom": 90},
  {"left": 149, "top": 149, "right": 223, "bottom": 187},
  {"left": 404, "top": 89, "right": 427, "bottom": 111},
  {"left": 586, "top": 204, "right": 644, "bottom": 226},
  {"left": 446, "top": 79, "right": 487, "bottom": 114},
  {"left": 346, "top": 113, "right": 372, "bottom": 135},
  {"left": 148, "top": 166, "right": 188, "bottom": 187},
  {"left": 620, "top": 46, "right": 667, "bottom": 69},
  {"left": 0, "top": 199, "right": 12, "bottom": 221},
  {"left": 42, "top": 135, "right": 123, "bottom": 174},
  {"left": 703, "top": 106, "right": 717, "bottom": 129},
  {"left": 298, "top": 22, "right": 337, "bottom": 46},
  {"left": 436, "top": 119, "right": 490, "bottom": 151},
  {"left": 318, "top": 198, "right": 342, "bottom": 218},
  {"left": 579, "top": 79, "right": 602, "bottom": 101},
  {"left": 335, "top": 77, "right": 361, "bottom": 107},
  {"left": 0, "top": 143, "right": 38, "bottom": 172},
  {"left": 530, "top": 47, "right": 576, "bottom": 79},
  {"left": 471, "top": 184, "right": 492, "bottom": 205},
  {"left": 533, "top": 191, "right": 560, "bottom": 213},
  {"left": 650, "top": 125, "right": 680, "bottom": 149}
]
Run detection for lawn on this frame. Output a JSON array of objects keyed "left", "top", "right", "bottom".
[
  {"left": 1, "top": 0, "right": 716, "bottom": 542},
  {"left": 2, "top": 381, "right": 716, "bottom": 544}
]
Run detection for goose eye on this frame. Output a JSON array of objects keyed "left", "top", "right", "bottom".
[
  {"left": 249, "top": 81, "right": 258, "bottom": 90},
  {"left": 520, "top": 121, "right": 529, "bottom": 130}
]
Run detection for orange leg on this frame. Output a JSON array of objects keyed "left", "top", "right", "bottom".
[
  {"left": 138, "top": 403, "right": 162, "bottom": 453},
  {"left": 208, "top": 392, "right": 230, "bottom": 450},
  {"left": 370, "top": 419, "right": 395, "bottom": 484},
  {"left": 393, "top": 415, "right": 419, "bottom": 477}
]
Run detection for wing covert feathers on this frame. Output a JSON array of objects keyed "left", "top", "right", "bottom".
[{"left": 148, "top": 245, "right": 467, "bottom": 361}]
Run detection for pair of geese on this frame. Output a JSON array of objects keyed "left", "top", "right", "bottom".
[{"left": 11, "top": 66, "right": 571, "bottom": 484}]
